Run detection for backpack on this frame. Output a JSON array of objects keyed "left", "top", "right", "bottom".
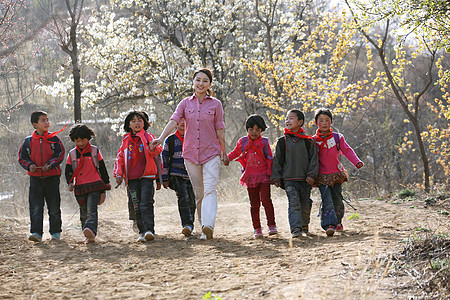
[
  {"left": 166, "top": 134, "right": 176, "bottom": 190},
  {"left": 236, "top": 136, "right": 271, "bottom": 171},
  {"left": 69, "top": 146, "right": 99, "bottom": 171}
]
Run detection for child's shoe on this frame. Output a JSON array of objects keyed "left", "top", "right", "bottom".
[
  {"left": 50, "top": 233, "right": 61, "bottom": 241},
  {"left": 254, "top": 227, "right": 263, "bottom": 238},
  {"left": 291, "top": 228, "right": 303, "bottom": 238},
  {"left": 326, "top": 225, "right": 335, "bottom": 237},
  {"left": 268, "top": 225, "right": 278, "bottom": 235},
  {"left": 336, "top": 223, "right": 344, "bottom": 232},
  {"left": 182, "top": 225, "right": 193, "bottom": 237},
  {"left": 28, "top": 233, "right": 42, "bottom": 243},
  {"left": 202, "top": 226, "right": 213, "bottom": 240},
  {"left": 137, "top": 233, "right": 146, "bottom": 242},
  {"left": 200, "top": 233, "right": 207, "bottom": 240},
  {"left": 83, "top": 228, "right": 96, "bottom": 243},
  {"left": 144, "top": 231, "right": 155, "bottom": 241}
]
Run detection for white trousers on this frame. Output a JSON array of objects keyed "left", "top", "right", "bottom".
[{"left": 184, "top": 156, "right": 221, "bottom": 229}]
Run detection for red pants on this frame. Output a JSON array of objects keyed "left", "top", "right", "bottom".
[{"left": 247, "top": 183, "right": 276, "bottom": 229}]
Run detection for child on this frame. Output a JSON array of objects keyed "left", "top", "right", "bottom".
[
  {"left": 271, "top": 109, "right": 318, "bottom": 238},
  {"left": 313, "top": 108, "right": 363, "bottom": 236},
  {"left": 228, "top": 114, "right": 277, "bottom": 238},
  {"left": 114, "top": 111, "right": 163, "bottom": 242},
  {"left": 18, "top": 111, "right": 65, "bottom": 242},
  {"left": 161, "top": 118, "right": 196, "bottom": 237},
  {"left": 65, "top": 124, "right": 111, "bottom": 243}
]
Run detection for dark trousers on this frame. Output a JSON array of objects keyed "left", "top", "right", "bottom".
[
  {"left": 29, "top": 176, "right": 62, "bottom": 235},
  {"left": 128, "top": 178, "right": 155, "bottom": 234},
  {"left": 76, "top": 192, "right": 100, "bottom": 235},
  {"left": 284, "top": 181, "right": 312, "bottom": 233},
  {"left": 172, "top": 176, "right": 196, "bottom": 228},
  {"left": 247, "top": 183, "right": 276, "bottom": 229}
]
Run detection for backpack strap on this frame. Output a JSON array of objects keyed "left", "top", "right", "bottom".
[
  {"left": 262, "top": 137, "right": 272, "bottom": 159},
  {"left": 240, "top": 136, "right": 249, "bottom": 154},
  {"left": 69, "top": 146, "right": 99, "bottom": 171},
  {"left": 69, "top": 148, "right": 77, "bottom": 170},
  {"left": 332, "top": 132, "right": 340, "bottom": 151}
]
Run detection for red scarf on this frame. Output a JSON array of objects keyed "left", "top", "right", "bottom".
[
  {"left": 175, "top": 129, "right": 184, "bottom": 148},
  {"left": 313, "top": 128, "right": 333, "bottom": 152},
  {"left": 284, "top": 128, "right": 312, "bottom": 140},
  {"left": 69, "top": 142, "right": 92, "bottom": 184},
  {"left": 242, "top": 135, "right": 266, "bottom": 160},
  {"left": 31, "top": 124, "right": 67, "bottom": 143}
]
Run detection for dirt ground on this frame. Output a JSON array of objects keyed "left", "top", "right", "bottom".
[{"left": 1, "top": 186, "right": 449, "bottom": 300}]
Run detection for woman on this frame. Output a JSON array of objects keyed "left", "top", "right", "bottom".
[{"left": 151, "top": 68, "right": 229, "bottom": 240}]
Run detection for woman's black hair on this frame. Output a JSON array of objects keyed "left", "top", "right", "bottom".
[
  {"left": 287, "top": 109, "right": 305, "bottom": 122},
  {"left": 69, "top": 124, "right": 95, "bottom": 141},
  {"left": 314, "top": 108, "right": 333, "bottom": 122},
  {"left": 245, "top": 114, "right": 267, "bottom": 131},
  {"left": 123, "top": 111, "right": 150, "bottom": 132}
]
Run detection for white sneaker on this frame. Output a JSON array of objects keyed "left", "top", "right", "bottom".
[
  {"left": 144, "top": 231, "right": 155, "bottom": 241},
  {"left": 200, "top": 233, "right": 207, "bottom": 240},
  {"left": 137, "top": 233, "right": 146, "bottom": 243}
]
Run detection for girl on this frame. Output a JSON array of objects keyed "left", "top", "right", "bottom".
[
  {"left": 65, "top": 124, "right": 111, "bottom": 244},
  {"left": 227, "top": 114, "right": 277, "bottom": 238},
  {"left": 151, "top": 68, "right": 228, "bottom": 240},
  {"left": 313, "top": 108, "right": 363, "bottom": 236},
  {"left": 114, "top": 111, "right": 163, "bottom": 242}
]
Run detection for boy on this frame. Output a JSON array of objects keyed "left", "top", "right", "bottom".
[
  {"left": 271, "top": 109, "right": 318, "bottom": 238},
  {"left": 161, "top": 119, "right": 196, "bottom": 236},
  {"left": 18, "top": 111, "right": 65, "bottom": 242}
]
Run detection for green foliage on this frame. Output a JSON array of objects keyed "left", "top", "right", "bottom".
[
  {"left": 398, "top": 189, "right": 416, "bottom": 199},
  {"left": 347, "top": 212, "right": 360, "bottom": 220},
  {"left": 202, "top": 292, "right": 222, "bottom": 300}
]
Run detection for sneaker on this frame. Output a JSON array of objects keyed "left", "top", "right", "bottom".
[
  {"left": 336, "top": 224, "right": 344, "bottom": 232},
  {"left": 137, "top": 233, "right": 146, "bottom": 242},
  {"left": 144, "top": 231, "right": 155, "bottom": 241},
  {"left": 268, "top": 225, "right": 278, "bottom": 235},
  {"left": 83, "top": 228, "right": 96, "bottom": 243},
  {"left": 28, "top": 233, "right": 42, "bottom": 243},
  {"left": 326, "top": 225, "right": 335, "bottom": 237},
  {"left": 50, "top": 233, "right": 61, "bottom": 241},
  {"left": 200, "top": 233, "right": 207, "bottom": 240},
  {"left": 291, "top": 228, "right": 303, "bottom": 238},
  {"left": 202, "top": 226, "right": 213, "bottom": 240},
  {"left": 182, "top": 225, "right": 193, "bottom": 237},
  {"left": 254, "top": 227, "right": 263, "bottom": 238}
]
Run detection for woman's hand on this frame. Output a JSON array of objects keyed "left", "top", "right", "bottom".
[{"left": 150, "top": 138, "right": 161, "bottom": 151}]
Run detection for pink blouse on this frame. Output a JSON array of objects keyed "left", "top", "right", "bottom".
[{"left": 171, "top": 94, "right": 225, "bottom": 165}]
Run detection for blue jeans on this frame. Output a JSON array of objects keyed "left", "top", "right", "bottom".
[
  {"left": 29, "top": 176, "right": 62, "bottom": 235},
  {"left": 319, "top": 184, "right": 338, "bottom": 230},
  {"left": 76, "top": 192, "right": 100, "bottom": 235},
  {"left": 284, "top": 181, "right": 312, "bottom": 233},
  {"left": 172, "top": 176, "right": 196, "bottom": 228},
  {"left": 128, "top": 178, "right": 155, "bottom": 234}
]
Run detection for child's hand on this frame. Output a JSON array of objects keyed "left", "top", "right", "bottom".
[
  {"left": 43, "top": 163, "right": 51, "bottom": 171},
  {"left": 306, "top": 176, "right": 315, "bottom": 186},
  {"left": 274, "top": 182, "right": 281, "bottom": 188},
  {"left": 156, "top": 181, "right": 162, "bottom": 190},
  {"left": 29, "top": 164, "right": 37, "bottom": 172},
  {"left": 356, "top": 162, "right": 364, "bottom": 169},
  {"left": 105, "top": 183, "right": 112, "bottom": 190},
  {"left": 98, "top": 192, "right": 106, "bottom": 205},
  {"left": 222, "top": 155, "right": 230, "bottom": 166},
  {"left": 116, "top": 176, "right": 123, "bottom": 187},
  {"left": 163, "top": 182, "right": 169, "bottom": 189},
  {"left": 68, "top": 183, "right": 74, "bottom": 191},
  {"left": 150, "top": 139, "right": 161, "bottom": 151}
]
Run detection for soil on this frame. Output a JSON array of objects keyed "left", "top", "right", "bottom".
[{"left": 1, "top": 189, "right": 449, "bottom": 299}]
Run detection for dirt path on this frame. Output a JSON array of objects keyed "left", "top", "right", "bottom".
[{"left": 1, "top": 192, "right": 448, "bottom": 299}]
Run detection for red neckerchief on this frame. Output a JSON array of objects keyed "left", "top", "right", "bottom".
[
  {"left": 243, "top": 135, "right": 266, "bottom": 160},
  {"left": 284, "top": 128, "right": 312, "bottom": 140},
  {"left": 313, "top": 128, "right": 333, "bottom": 152},
  {"left": 69, "top": 142, "right": 92, "bottom": 184},
  {"left": 175, "top": 129, "right": 184, "bottom": 148},
  {"left": 129, "top": 134, "right": 142, "bottom": 168},
  {"left": 31, "top": 124, "right": 67, "bottom": 143}
]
